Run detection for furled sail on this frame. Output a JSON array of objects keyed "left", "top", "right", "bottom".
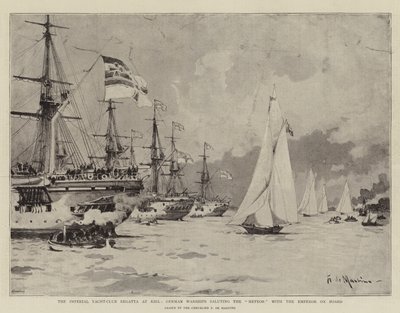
[
  {"left": 230, "top": 87, "right": 297, "bottom": 227},
  {"left": 336, "top": 181, "right": 353, "bottom": 214},
  {"left": 318, "top": 184, "right": 328, "bottom": 213},
  {"left": 298, "top": 169, "right": 318, "bottom": 216}
]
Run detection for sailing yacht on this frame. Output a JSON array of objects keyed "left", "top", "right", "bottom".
[
  {"left": 318, "top": 184, "right": 329, "bottom": 214},
  {"left": 140, "top": 104, "right": 194, "bottom": 220},
  {"left": 11, "top": 15, "right": 144, "bottom": 234},
  {"left": 298, "top": 169, "right": 318, "bottom": 217},
  {"left": 336, "top": 181, "right": 353, "bottom": 215},
  {"left": 362, "top": 211, "right": 380, "bottom": 226},
  {"left": 190, "top": 142, "right": 229, "bottom": 218},
  {"left": 230, "top": 86, "right": 298, "bottom": 234}
]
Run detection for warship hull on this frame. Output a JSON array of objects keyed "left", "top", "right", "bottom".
[
  {"left": 206, "top": 204, "right": 229, "bottom": 217},
  {"left": 148, "top": 197, "right": 194, "bottom": 221},
  {"left": 10, "top": 182, "right": 140, "bottom": 234}
]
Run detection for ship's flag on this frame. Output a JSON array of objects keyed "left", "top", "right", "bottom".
[
  {"left": 154, "top": 99, "right": 167, "bottom": 111},
  {"left": 285, "top": 119, "right": 294, "bottom": 136},
  {"left": 204, "top": 142, "right": 213, "bottom": 150},
  {"left": 172, "top": 121, "right": 184, "bottom": 131},
  {"left": 219, "top": 170, "right": 233, "bottom": 180},
  {"left": 176, "top": 150, "right": 194, "bottom": 164},
  {"left": 101, "top": 55, "right": 152, "bottom": 107}
]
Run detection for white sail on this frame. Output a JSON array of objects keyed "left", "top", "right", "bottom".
[
  {"left": 318, "top": 185, "right": 329, "bottom": 213},
  {"left": 336, "top": 181, "right": 353, "bottom": 214},
  {"left": 230, "top": 114, "right": 274, "bottom": 225},
  {"left": 363, "top": 212, "right": 377, "bottom": 224},
  {"left": 268, "top": 125, "right": 298, "bottom": 224},
  {"left": 298, "top": 169, "right": 318, "bottom": 216},
  {"left": 231, "top": 86, "right": 297, "bottom": 227}
]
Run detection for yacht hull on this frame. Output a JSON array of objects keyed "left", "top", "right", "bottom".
[
  {"left": 242, "top": 225, "right": 283, "bottom": 235},
  {"left": 361, "top": 222, "right": 382, "bottom": 227}
]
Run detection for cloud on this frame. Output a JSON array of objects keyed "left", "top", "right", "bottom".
[
  {"left": 351, "top": 173, "right": 390, "bottom": 204},
  {"left": 321, "top": 57, "right": 331, "bottom": 73},
  {"left": 288, "top": 128, "right": 355, "bottom": 179},
  {"left": 273, "top": 54, "right": 318, "bottom": 82},
  {"left": 331, "top": 164, "right": 345, "bottom": 172},
  {"left": 194, "top": 51, "right": 233, "bottom": 88}
]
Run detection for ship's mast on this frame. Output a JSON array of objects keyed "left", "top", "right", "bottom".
[
  {"left": 199, "top": 142, "right": 210, "bottom": 199},
  {"left": 12, "top": 15, "right": 71, "bottom": 174},
  {"left": 130, "top": 130, "right": 136, "bottom": 168},
  {"left": 165, "top": 122, "right": 184, "bottom": 196},
  {"left": 93, "top": 99, "right": 125, "bottom": 169},
  {"left": 142, "top": 103, "right": 164, "bottom": 193}
]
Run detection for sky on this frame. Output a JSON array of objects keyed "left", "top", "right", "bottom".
[{"left": 10, "top": 14, "right": 391, "bottom": 205}]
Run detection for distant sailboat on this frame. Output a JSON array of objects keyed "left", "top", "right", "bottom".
[
  {"left": 336, "top": 181, "right": 353, "bottom": 215},
  {"left": 298, "top": 169, "right": 318, "bottom": 217},
  {"left": 318, "top": 184, "right": 328, "bottom": 214},
  {"left": 362, "top": 211, "right": 380, "bottom": 227},
  {"left": 230, "top": 86, "right": 297, "bottom": 234}
]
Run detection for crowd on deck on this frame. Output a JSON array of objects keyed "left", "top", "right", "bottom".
[{"left": 11, "top": 162, "right": 37, "bottom": 175}]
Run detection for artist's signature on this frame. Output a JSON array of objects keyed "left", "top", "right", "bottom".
[{"left": 326, "top": 274, "right": 382, "bottom": 289}]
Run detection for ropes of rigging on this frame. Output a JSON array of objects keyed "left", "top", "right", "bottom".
[
  {"left": 14, "top": 36, "right": 44, "bottom": 61},
  {"left": 50, "top": 38, "right": 98, "bottom": 166},
  {"left": 11, "top": 119, "right": 32, "bottom": 137},
  {"left": 57, "top": 29, "right": 115, "bottom": 166},
  {"left": 12, "top": 89, "right": 41, "bottom": 110},
  {"left": 12, "top": 126, "right": 44, "bottom": 164}
]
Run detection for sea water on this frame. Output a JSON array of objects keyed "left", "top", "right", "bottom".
[{"left": 10, "top": 210, "right": 390, "bottom": 296}]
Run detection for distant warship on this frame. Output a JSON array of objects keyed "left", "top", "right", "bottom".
[
  {"left": 140, "top": 104, "right": 194, "bottom": 221},
  {"left": 190, "top": 142, "right": 230, "bottom": 218}
]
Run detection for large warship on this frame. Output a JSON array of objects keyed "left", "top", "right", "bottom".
[
  {"left": 138, "top": 104, "right": 194, "bottom": 221},
  {"left": 11, "top": 15, "right": 144, "bottom": 233}
]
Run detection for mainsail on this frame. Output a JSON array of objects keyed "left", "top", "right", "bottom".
[
  {"left": 230, "top": 87, "right": 297, "bottom": 227},
  {"left": 336, "top": 181, "right": 353, "bottom": 214},
  {"left": 318, "top": 184, "right": 328, "bottom": 213},
  {"left": 298, "top": 169, "right": 318, "bottom": 216}
]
